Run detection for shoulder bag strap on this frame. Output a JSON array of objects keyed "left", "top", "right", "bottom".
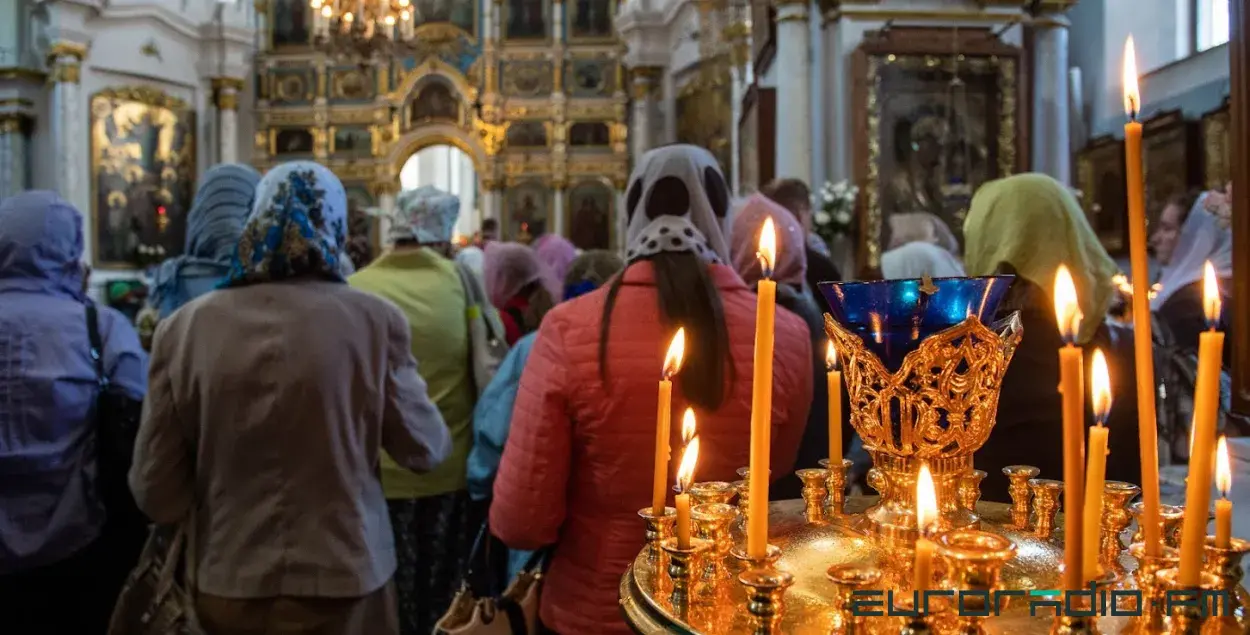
[{"left": 85, "top": 303, "right": 108, "bottom": 390}]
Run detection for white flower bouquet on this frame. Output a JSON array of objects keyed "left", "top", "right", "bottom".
[{"left": 814, "top": 179, "right": 858, "bottom": 242}]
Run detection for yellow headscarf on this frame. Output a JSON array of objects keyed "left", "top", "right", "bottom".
[{"left": 963, "top": 173, "right": 1117, "bottom": 344}]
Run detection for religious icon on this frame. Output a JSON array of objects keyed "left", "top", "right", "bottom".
[
  {"left": 571, "top": 61, "right": 607, "bottom": 96},
  {"left": 572, "top": 0, "right": 612, "bottom": 38},
  {"left": 506, "top": 121, "right": 548, "bottom": 148},
  {"left": 569, "top": 181, "right": 612, "bottom": 250},
  {"left": 271, "top": 0, "right": 310, "bottom": 46},
  {"left": 506, "top": 0, "right": 547, "bottom": 39},
  {"left": 569, "top": 122, "right": 610, "bottom": 147},
  {"left": 331, "top": 69, "right": 373, "bottom": 101},
  {"left": 275, "top": 128, "right": 315, "bottom": 154},
  {"left": 333, "top": 127, "right": 373, "bottom": 155},
  {"left": 407, "top": 0, "right": 475, "bottom": 31},
  {"left": 411, "top": 81, "right": 460, "bottom": 122},
  {"left": 507, "top": 183, "right": 549, "bottom": 241}
]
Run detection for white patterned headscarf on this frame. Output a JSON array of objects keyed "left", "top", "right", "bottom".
[
  {"left": 390, "top": 185, "right": 460, "bottom": 244},
  {"left": 1151, "top": 193, "right": 1233, "bottom": 310},
  {"left": 623, "top": 145, "right": 732, "bottom": 265}
]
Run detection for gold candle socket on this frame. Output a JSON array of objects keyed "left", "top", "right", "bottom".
[
  {"left": 935, "top": 529, "right": 1016, "bottom": 635},
  {"left": 1202, "top": 536, "right": 1250, "bottom": 619},
  {"left": 819, "top": 458, "right": 854, "bottom": 517},
  {"left": 733, "top": 480, "right": 750, "bottom": 527},
  {"left": 739, "top": 568, "right": 794, "bottom": 634},
  {"left": 1027, "top": 478, "right": 1063, "bottom": 538},
  {"left": 691, "top": 503, "right": 736, "bottom": 580},
  {"left": 1099, "top": 481, "right": 1141, "bottom": 577},
  {"left": 660, "top": 537, "right": 711, "bottom": 606},
  {"left": 1157, "top": 567, "right": 1222, "bottom": 635},
  {"left": 689, "top": 481, "right": 736, "bottom": 507},
  {"left": 1128, "top": 542, "right": 1180, "bottom": 632},
  {"left": 1003, "top": 465, "right": 1040, "bottom": 529},
  {"left": 796, "top": 468, "right": 829, "bottom": 522},
  {"left": 638, "top": 507, "right": 676, "bottom": 565},
  {"left": 827, "top": 564, "right": 883, "bottom": 634},
  {"left": 1130, "top": 502, "right": 1185, "bottom": 548},
  {"left": 959, "top": 469, "right": 987, "bottom": 512}
]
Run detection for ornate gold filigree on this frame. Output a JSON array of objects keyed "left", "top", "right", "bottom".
[
  {"left": 474, "top": 118, "right": 508, "bottom": 156},
  {"left": 93, "top": 87, "right": 189, "bottom": 111}
]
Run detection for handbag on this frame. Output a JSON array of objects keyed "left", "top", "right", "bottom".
[
  {"left": 454, "top": 260, "right": 510, "bottom": 397},
  {"left": 434, "top": 523, "right": 548, "bottom": 635},
  {"left": 108, "top": 524, "right": 204, "bottom": 635},
  {"left": 86, "top": 303, "right": 145, "bottom": 520}
]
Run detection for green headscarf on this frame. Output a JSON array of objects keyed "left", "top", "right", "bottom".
[{"left": 963, "top": 173, "right": 1117, "bottom": 344}]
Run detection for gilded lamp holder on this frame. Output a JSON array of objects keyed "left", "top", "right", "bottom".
[
  {"left": 639, "top": 506, "right": 676, "bottom": 564},
  {"left": 691, "top": 503, "right": 737, "bottom": 581},
  {"left": 827, "top": 564, "right": 883, "bottom": 634},
  {"left": 1130, "top": 502, "right": 1186, "bottom": 548},
  {"left": 1157, "top": 567, "right": 1222, "bottom": 635},
  {"left": 818, "top": 458, "right": 853, "bottom": 517},
  {"left": 935, "top": 529, "right": 1017, "bottom": 635},
  {"left": 1028, "top": 478, "right": 1064, "bottom": 538},
  {"left": 1100, "top": 481, "right": 1141, "bottom": 576},
  {"left": 660, "top": 537, "right": 711, "bottom": 606},
  {"left": 1202, "top": 536, "right": 1250, "bottom": 620},
  {"left": 689, "top": 481, "right": 737, "bottom": 507},
  {"left": 796, "top": 468, "right": 829, "bottom": 522},
  {"left": 1003, "top": 465, "right": 1040, "bottom": 529},
  {"left": 1128, "top": 542, "right": 1181, "bottom": 633}
]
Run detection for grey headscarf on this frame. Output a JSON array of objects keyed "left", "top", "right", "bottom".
[{"left": 622, "top": 145, "right": 732, "bottom": 265}]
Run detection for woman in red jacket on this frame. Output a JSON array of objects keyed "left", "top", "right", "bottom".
[{"left": 490, "top": 145, "right": 813, "bottom": 634}]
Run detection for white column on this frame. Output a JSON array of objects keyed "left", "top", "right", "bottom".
[
  {"left": 0, "top": 114, "right": 29, "bottom": 201},
  {"left": 615, "top": 188, "right": 627, "bottom": 253},
  {"left": 553, "top": 187, "right": 566, "bottom": 235},
  {"left": 773, "top": 0, "right": 812, "bottom": 185},
  {"left": 376, "top": 188, "right": 397, "bottom": 249},
  {"left": 48, "top": 43, "right": 88, "bottom": 225},
  {"left": 729, "top": 66, "right": 744, "bottom": 195},
  {"left": 630, "top": 66, "right": 661, "bottom": 161},
  {"left": 481, "top": 187, "right": 499, "bottom": 220},
  {"left": 552, "top": 0, "right": 564, "bottom": 44},
  {"left": 1031, "top": 14, "right": 1071, "bottom": 183},
  {"left": 822, "top": 13, "right": 848, "bottom": 182},
  {"left": 212, "top": 78, "right": 243, "bottom": 164}
]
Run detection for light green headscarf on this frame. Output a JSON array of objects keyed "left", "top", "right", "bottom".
[{"left": 963, "top": 173, "right": 1117, "bottom": 344}]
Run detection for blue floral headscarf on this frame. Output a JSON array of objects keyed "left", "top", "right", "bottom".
[{"left": 223, "top": 161, "right": 350, "bottom": 287}]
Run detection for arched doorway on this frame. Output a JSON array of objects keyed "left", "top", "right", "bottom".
[{"left": 398, "top": 144, "right": 479, "bottom": 241}]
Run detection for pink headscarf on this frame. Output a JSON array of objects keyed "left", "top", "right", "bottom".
[
  {"left": 532, "top": 233, "right": 577, "bottom": 298},
  {"left": 483, "top": 241, "right": 546, "bottom": 308},
  {"left": 731, "top": 194, "right": 808, "bottom": 288}
]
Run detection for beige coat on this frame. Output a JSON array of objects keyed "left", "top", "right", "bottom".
[{"left": 130, "top": 279, "right": 452, "bottom": 599}]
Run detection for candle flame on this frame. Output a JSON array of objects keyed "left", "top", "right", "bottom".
[
  {"left": 663, "top": 327, "right": 686, "bottom": 379},
  {"left": 681, "top": 408, "right": 696, "bottom": 444},
  {"left": 1217, "top": 435, "right": 1232, "bottom": 497},
  {"left": 676, "top": 436, "right": 700, "bottom": 493},
  {"left": 757, "top": 217, "right": 777, "bottom": 279},
  {"left": 1123, "top": 36, "right": 1140, "bottom": 119},
  {"left": 825, "top": 340, "right": 839, "bottom": 371},
  {"left": 1053, "top": 265, "right": 1083, "bottom": 343},
  {"left": 1091, "top": 349, "right": 1113, "bottom": 425},
  {"left": 321, "top": 4, "right": 332, "bottom": 17},
  {"left": 1203, "top": 261, "right": 1222, "bottom": 328},
  {"left": 384, "top": 13, "right": 395, "bottom": 24},
  {"left": 343, "top": 11, "right": 353, "bottom": 21},
  {"left": 916, "top": 463, "right": 937, "bottom": 534}
]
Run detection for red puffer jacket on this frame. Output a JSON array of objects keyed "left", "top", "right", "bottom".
[{"left": 490, "top": 261, "right": 813, "bottom": 634}]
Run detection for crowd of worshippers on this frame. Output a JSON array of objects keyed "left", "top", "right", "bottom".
[{"left": 0, "top": 145, "right": 1237, "bottom": 635}]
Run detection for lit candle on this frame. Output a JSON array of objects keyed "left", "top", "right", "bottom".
[
  {"left": 1054, "top": 264, "right": 1085, "bottom": 590},
  {"left": 675, "top": 409, "right": 700, "bottom": 549},
  {"left": 913, "top": 463, "right": 937, "bottom": 592},
  {"left": 400, "top": 9, "right": 414, "bottom": 39},
  {"left": 1122, "top": 36, "right": 1164, "bottom": 557},
  {"left": 747, "top": 217, "right": 778, "bottom": 559},
  {"left": 827, "top": 340, "right": 843, "bottom": 463},
  {"left": 1216, "top": 436, "right": 1233, "bottom": 548},
  {"left": 652, "top": 328, "right": 686, "bottom": 514},
  {"left": 1082, "top": 349, "right": 1113, "bottom": 582},
  {"left": 1179, "top": 263, "right": 1226, "bottom": 585}
]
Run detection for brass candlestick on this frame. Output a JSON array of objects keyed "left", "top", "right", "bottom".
[
  {"left": 892, "top": 594, "right": 938, "bottom": 635},
  {"left": 819, "top": 457, "right": 854, "bottom": 517},
  {"left": 827, "top": 564, "right": 883, "bottom": 635},
  {"left": 733, "top": 480, "right": 750, "bottom": 527},
  {"left": 1202, "top": 536, "right": 1250, "bottom": 621},
  {"left": 1157, "top": 567, "right": 1222, "bottom": 635},
  {"left": 1028, "top": 478, "right": 1063, "bottom": 538},
  {"left": 1127, "top": 542, "right": 1181, "bottom": 633},
  {"left": 691, "top": 503, "right": 736, "bottom": 581},
  {"left": 638, "top": 507, "right": 676, "bottom": 565},
  {"left": 739, "top": 568, "right": 794, "bottom": 634},
  {"left": 1003, "top": 465, "right": 1040, "bottom": 529},
  {"left": 1099, "top": 481, "right": 1140, "bottom": 577},
  {"left": 689, "top": 481, "right": 737, "bottom": 507},
  {"left": 796, "top": 468, "right": 829, "bottom": 523},
  {"left": 959, "top": 469, "right": 987, "bottom": 512},
  {"left": 935, "top": 529, "right": 1017, "bottom": 635},
  {"left": 660, "top": 537, "right": 711, "bottom": 606},
  {"left": 1130, "top": 502, "right": 1186, "bottom": 548}
]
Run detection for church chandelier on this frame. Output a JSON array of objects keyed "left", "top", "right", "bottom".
[{"left": 309, "top": 0, "right": 466, "bottom": 62}]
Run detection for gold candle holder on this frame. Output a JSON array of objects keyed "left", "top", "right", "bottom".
[
  {"left": 1130, "top": 502, "right": 1185, "bottom": 548},
  {"left": 1127, "top": 542, "right": 1181, "bottom": 632},
  {"left": 660, "top": 537, "right": 711, "bottom": 606},
  {"left": 1028, "top": 478, "right": 1063, "bottom": 539},
  {"left": 1050, "top": 613, "right": 1100, "bottom": 635},
  {"left": 819, "top": 458, "right": 854, "bottom": 517},
  {"left": 691, "top": 503, "right": 737, "bottom": 581},
  {"left": 689, "top": 481, "right": 737, "bottom": 507},
  {"left": 1157, "top": 566, "right": 1222, "bottom": 635},
  {"left": 935, "top": 529, "right": 1016, "bottom": 635},
  {"left": 638, "top": 506, "right": 676, "bottom": 565},
  {"left": 892, "top": 594, "right": 939, "bottom": 635},
  {"left": 827, "top": 564, "right": 883, "bottom": 635},
  {"left": 1003, "top": 465, "right": 1040, "bottom": 529},
  {"left": 733, "top": 479, "right": 750, "bottom": 527},
  {"left": 1099, "top": 481, "right": 1140, "bottom": 577},
  {"left": 959, "top": 469, "right": 987, "bottom": 512},
  {"left": 796, "top": 468, "right": 829, "bottom": 523},
  {"left": 1202, "top": 536, "right": 1250, "bottom": 620},
  {"left": 738, "top": 568, "right": 794, "bottom": 634}
]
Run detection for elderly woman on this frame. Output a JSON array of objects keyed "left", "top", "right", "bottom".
[
  {"left": 0, "top": 191, "right": 148, "bottom": 634},
  {"left": 129, "top": 161, "right": 452, "bottom": 634},
  {"left": 963, "top": 173, "right": 1141, "bottom": 502},
  {"left": 1151, "top": 190, "right": 1234, "bottom": 363},
  {"left": 350, "top": 184, "right": 480, "bottom": 635}
]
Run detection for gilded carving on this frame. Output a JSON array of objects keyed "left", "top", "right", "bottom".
[
  {"left": 475, "top": 118, "right": 509, "bottom": 155},
  {"left": 330, "top": 68, "right": 375, "bottom": 101}
]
